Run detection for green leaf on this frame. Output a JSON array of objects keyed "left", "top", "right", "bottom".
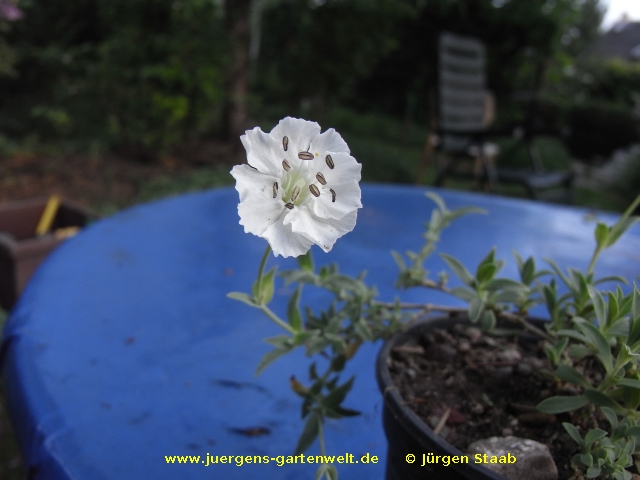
[
  {"left": 323, "top": 376, "right": 355, "bottom": 411},
  {"left": 567, "top": 344, "right": 593, "bottom": 360},
  {"left": 580, "top": 454, "right": 594, "bottom": 468},
  {"left": 450, "top": 286, "right": 477, "bottom": 302},
  {"left": 294, "top": 411, "right": 321, "bottom": 455},
  {"left": 332, "top": 406, "right": 360, "bottom": 417},
  {"left": 256, "top": 347, "right": 292, "bottom": 376},
  {"left": 354, "top": 319, "right": 373, "bottom": 341},
  {"left": 254, "top": 267, "right": 277, "bottom": 304},
  {"left": 425, "top": 191, "right": 447, "bottom": 212},
  {"left": 280, "top": 269, "right": 319, "bottom": 286},
  {"left": 629, "top": 285, "right": 640, "bottom": 346},
  {"left": 485, "top": 278, "right": 526, "bottom": 291},
  {"left": 480, "top": 310, "right": 496, "bottom": 331},
  {"left": 545, "top": 258, "right": 571, "bottom": 290},
  {"left": 584, "top": 428, "right": 607, "bottom": 446},
  {"left": 264, "top": 334, "right": 293, "bottom": 348},
  {"left": 600, "top": 407, "right": 618, "bottom": 430},
  {"left": 476, "top": 263, "right": 497, "bottom": 284},
  {"left": 563, "top": 422, "right": 583, "bottom": 445},
  {"left": 593, "top": 275, "right": 629, "bottom": 286},
  {"left": 575, "top": 322, "right": 613, "bottom": 374},
  {"left": 537, "top": 395, "right": 589, "bottom": 414},
  {"left": 607, "top": 292, "right": 619, "bottom": 325},
  {"left": 297, "top": 250, "right": 314, "bottom": 272},
  {"left": 617, "top": 378, "right": 640, "bottom": 390},
  {"left": 626, "top": 426, "right": 640, "bottom": 444},
  {"left": 391, "top": 251, "right": 406, "bottom": 270},
  {"left": 555, "top": 364, "right": 591, "bottom": 388},
  {"left": 522, "top": 257, "right": 535, "bottom": 285},
  {"left": 595, "top": 222, "right": 609, "bottom": 247},
  {"left": 468, "top": 297, "right": 485, "bottom": 323},
  {"left": 606, "top": 216, "right": 640, "bottom": 248},
  {"left": 227, "top": 291, "right": 257, "bottom": 306},
  {"left": 287, "top": 285, "right": 303, "bottom": 331},
  {"left": 586, "top": 466, "right": 602, "bottom": 478},
  {"left": 440, "top": 253, "right": 475, "bottom": 287},
  {"left": 584, "top": 389, "right": 625, "bottom": 413},
  {"left": 588, "top": 286, "right": 607, "bottom": 329}
]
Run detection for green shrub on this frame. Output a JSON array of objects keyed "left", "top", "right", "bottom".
[{"left": 0, "top": 0, "right": 226, "bottom": 156}]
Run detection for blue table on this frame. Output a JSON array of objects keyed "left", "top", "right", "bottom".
[{"left": 2, "top": 184, "right": 639, "bottom": 480}]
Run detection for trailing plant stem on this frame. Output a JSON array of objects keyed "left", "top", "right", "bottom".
[{"left": 259, "top": 304, "right": 295, "bottom": 334}]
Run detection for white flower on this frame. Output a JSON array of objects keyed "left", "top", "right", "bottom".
[{"left": 231, "top": 117, "right": 362, "bottom": 258}]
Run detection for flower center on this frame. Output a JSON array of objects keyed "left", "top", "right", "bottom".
[{"left": 282, "top": 174, "right": 309, "bottom": 206}]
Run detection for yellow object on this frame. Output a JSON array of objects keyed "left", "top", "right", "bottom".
[
  {"left": 35, "top": 196, "right": 60, "bottom": 236},
  {"left": 53, "top": 226, "right": 80, "bottom": 240}
]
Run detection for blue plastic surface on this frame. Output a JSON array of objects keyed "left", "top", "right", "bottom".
[{"left": 1, "top": 184, "right": 639, "bottom": 480}]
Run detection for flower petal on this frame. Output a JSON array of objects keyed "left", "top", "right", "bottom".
[
  {"left": 262, "top": 216, "right": 315, "bottom": 258},
  {"left": 312, "top": 181, "right": 362, "bottom": 220},
  {"left": 237, "top": 188, "right": 285, "bottom": 237},
  {"left": 285, "top": 205, "right": 358, "bottom": 252},
  {"left": 241, "top": 127, "right": 283, "bottom": 177},
  {"left": 310, "top": 128, "right": 350, "bottom": 155},
  {"left": 270, "top": 117, "right": 321, "bottom": 157},
  {"left": 231, "top": 164, "right": 279, "bottom": 202},
  {"left": 312, "top": 151, "right": 361, "bottom": 186}
]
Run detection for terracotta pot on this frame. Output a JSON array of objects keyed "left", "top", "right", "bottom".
[
  {"left": 0, "top": 197, "right": 95, "bottom": 310},
  {"left": 376, "top": 315, "right": 512, "bottom": 480}
]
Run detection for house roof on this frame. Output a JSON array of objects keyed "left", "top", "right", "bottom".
[{"left": 580, "top": 21, "right": 640, "bottom": 62}]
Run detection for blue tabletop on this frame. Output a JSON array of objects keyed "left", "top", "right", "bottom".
[{"left": 1, "top": 184, "right": 639, "bottom": 480}]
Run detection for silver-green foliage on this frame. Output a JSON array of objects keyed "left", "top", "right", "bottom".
[{"left": 229, "top": 192, "right": 640, "bottom": 480}]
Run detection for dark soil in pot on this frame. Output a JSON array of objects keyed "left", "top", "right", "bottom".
[{"left": 377, "top": 314, "right": 611, "bottom": 480}]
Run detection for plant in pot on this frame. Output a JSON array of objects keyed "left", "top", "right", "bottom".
[{"left": 228, "top": 117, "right": 640, "bottom": 480}]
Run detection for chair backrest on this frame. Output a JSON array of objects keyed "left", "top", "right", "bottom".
[{"left": 438, "top": 32, "right": 487, "bottom": 150}]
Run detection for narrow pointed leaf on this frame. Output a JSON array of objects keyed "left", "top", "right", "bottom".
[
  {"left": 563, "top": 422, "right": 584, "bottom": 445},
  {"left": 440, "top": 253, "right": 475, "bottom": 286},
  {"left": 600, "top": 407, "right": 618, "bottom": 429},
  {"left": 594, "top": 222, "right": 609, "bottom": 246},
  {"left": 287, "top": 284, "right": 303, "bottom": 331},
  {"left": 480, "top": 310, "right": 496, "bottom": 331},
  {"left": 584, "top": 389, "right": 625, "bottom": 414},
  {"left": 618, "top": 378, "right": 640, "bottom": 390},
  {"left": 584, "top": 428, "right": 607, "bottom": 446},
  {"left": 391, "top": 251, "right": 406, "bottom": 270},
  {"left": 588, "top": 286, "right": 607, "bottom": 328},
  {"left": 297, "top": 250, "right": 314, "bottom": 272},
  {"left": 294, "top": 412, "right": 321, "bottom": 455},
  {"left": 227, "top": 291, "right": 257, "bottom": 306},
  {"left": 450, "top": 286, "right": 477, "bottom": 302},
  {"left": 323, "top": 376, "right": 355, "bottom": 410},
  {"left": 537, "top": 395, "right": 588, "bottom": 413},
  {"left": 425, "top": 191, "right": 447, "bottom": 212},
  {"left": 575, "top": 322, "right": 613, "bottom": 374},
  {"left": 555, "top": 364, "right": 591, "bottom": 388},
  {"left": 256, "top": 347, "right": 291, "bottom": 376},
  {"left": 468, "top": 297, "right": 485, "bottom": 323}
]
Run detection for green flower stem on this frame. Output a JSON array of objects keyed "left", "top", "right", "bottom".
[
  {"left": 252, "top": 244, "right": 296, "bottom": 334},
  {"left": 317, "top": 415, "right": 327, "bottom": 461},
  {"left": 259, "top": 304, "right": 296, "bottom": 334},
  {"left": 255, "top": 244, "right": 272, "bottom": 301},
  {"left": 587, "top": 194, "right": 640, "bottom": 276}
]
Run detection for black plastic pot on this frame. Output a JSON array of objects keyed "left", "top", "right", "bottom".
[{"left": 376, "top": 315, "right": 513, "bottom": 480}]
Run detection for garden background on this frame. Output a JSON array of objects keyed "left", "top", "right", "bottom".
[{"left": 1, "top": 0, "right": 640, "bottom": 477}]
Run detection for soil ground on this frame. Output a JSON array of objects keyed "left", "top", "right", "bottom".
[{"left": 389, "top": 317, "right": 616, "bottom": 480}]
